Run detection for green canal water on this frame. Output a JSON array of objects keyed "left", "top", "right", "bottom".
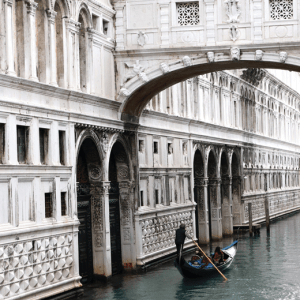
[{"left": 79, "top": 212, "right": 300, "bottom": 300}]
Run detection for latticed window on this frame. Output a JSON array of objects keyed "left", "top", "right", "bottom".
[
  {"left": 177, "top": 2, "right": 200, "bottom": 26},
  {"left": 270, "top": 0, "right": 293, "bottom": 20}
]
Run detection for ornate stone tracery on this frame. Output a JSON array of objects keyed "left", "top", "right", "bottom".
[
  {"left": 270, "top": 0, "right": 293, "bottom": 20},
  {"left": 177, "top": 2, "right": 200, "bottom": 26}
]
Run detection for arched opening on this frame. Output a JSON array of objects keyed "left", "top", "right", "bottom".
[
  {"left": 207, "top": 151, "right": 221, "bottom": 240},
  {"left": 54, "top": 1, "right": 65, "bottom": 87},
  {"left": 231, "top": 152, "right": 241, "bottom": 225},
  {"left": 76, "top": 138, "right": 102, "bottom": 283},
  {"left": 220, "top": 151, "right": 232, "bottom": 235},
  {"left": 78, "top": 11, "right": 88, "bottom": 92},
  {"left": 108, "top": 141, "right": 131, "bottom": 275},
  {"left": 36, "top": 0, "right": 49, "bottom": 83},
  {"left": 193, "top": 149, "right": 204, "bottom": 242}
]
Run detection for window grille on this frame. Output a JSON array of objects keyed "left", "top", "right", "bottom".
[
  {"left": 270, "top": 0, "right": 293, "bottom": 20},
  {"left": 177, "top": 2, "right": 200, "bottom": 26}
]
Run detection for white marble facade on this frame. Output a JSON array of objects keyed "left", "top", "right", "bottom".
[{"left": 1, "top": 0, "right": 300, "bottom": 299}]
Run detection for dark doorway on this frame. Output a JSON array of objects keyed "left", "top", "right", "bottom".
[
  {"left": 77, "top": 147, "right": 94, "bottom": 283},
  {"left": 109, "top": 152, "right": 123, "bottom": 275}
]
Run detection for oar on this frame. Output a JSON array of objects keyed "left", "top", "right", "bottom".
[{"left": 191, "top": 238, "right": 228, "bottom": 281}]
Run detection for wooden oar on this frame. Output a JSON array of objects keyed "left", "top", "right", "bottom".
[{"left": 191, "top": 238, "right": 228, "bottom": 281}]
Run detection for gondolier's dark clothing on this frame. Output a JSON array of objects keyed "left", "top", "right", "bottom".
[{"left": 175, "top": 228, "right": 191, "bottom": 258}]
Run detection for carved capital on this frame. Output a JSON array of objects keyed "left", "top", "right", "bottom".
[
  {"left": 3, "top": 0, "right": 13, "bottom": 7},
  {"left": 26, "top": 1, "right": 38, "bottom": 16},
  {"left": 46, "top": 9, "right": 57, "bottom": 25}
]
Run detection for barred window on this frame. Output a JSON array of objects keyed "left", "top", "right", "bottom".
[
  {"left": 177, "top": 2, "right": 200, "bottom": 26},
  {"left": 270, "top": 0, "right": 293, "bottom": 20}
]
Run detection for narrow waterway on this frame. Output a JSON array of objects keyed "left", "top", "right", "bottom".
[{"left": 78, "top": 212, "right": 300, "bottom": 300}]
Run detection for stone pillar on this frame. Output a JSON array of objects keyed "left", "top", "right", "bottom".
[
  {"left": 49, "top": 121, "right": 59, "bottom": 165},
  {"left": 29, "top": 117, "right": 40, "bottom": 164},
  {"left": 210, "top": 178, "right": 222, "bottom": 240},
  {"left": 4, "top": 0, "right": 16, "bottom": 76},
  {"left": 5, "top": 115, "right": 18, "bottom": 164},
  {"left": 232, "top": 176, "right": 242, "bottom": 224},
  {"left": 195, "top": 178, "right": 210, "bottom": 244},
  {"left": 26, "top": 0, "right": 38, "bottom": 81},
  {"left": 221, "top": 177, "right": 233, "bottom": 235},
  {"left": 114, "top": 3, "right": 125, "bottom": 50},
  {"left": 90, "top": 181, "right": 110, "bottom": 276},
  {"left": 204, "top": 0, "right": 215, "bottom": 45},
  {"left": 33, "top": 177, "right": 42, "bottom": 223},
  {"left": 53, "top": 176, "right": 61, "bottom": 221},
  {"left": 159, "top": 2, "right": 170, "bottom": 46},
  {"left": 253, "top": 0, "right": 263, "bottom": 41},
  {"left": 86, "top": 28, "right": 94, "bottom": 95},
  {"left": 119, "top": 181, "right": 136, "bottom": 269},
  {"left": 66, "top": 19, "right": 80, "bottom": 91},
  {"left": 46, "top": 9, "right": 58, "bottom": 86}
]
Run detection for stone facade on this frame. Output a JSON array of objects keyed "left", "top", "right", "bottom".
[{"left": 1, "top": 0, "right": 300, "bottom": 298}]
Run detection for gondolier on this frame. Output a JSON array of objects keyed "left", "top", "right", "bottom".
[{"left": 175, "top": 223, "right": 191, "bottom": 259}]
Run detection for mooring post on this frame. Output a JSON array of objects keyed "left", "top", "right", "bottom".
[
  {"left": 248, "top": 202, "right": 253, "bottom": 237},
  {"left": 265, "top": 197, "right": 270, "bottom": 233}
]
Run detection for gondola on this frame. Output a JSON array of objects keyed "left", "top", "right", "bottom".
[{"left": 174, "top": 240, "right": 238, "bottom": 278}]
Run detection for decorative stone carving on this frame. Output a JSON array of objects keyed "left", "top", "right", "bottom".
[
  {"left": 0, "top": 235, "right": 73, "bottom": 298},
  {"left": 225, "top": 0, "right": 241, "bottom": 23},
  {"left": 88, "top": 164, "right": 102, "bottom": 180},
  {"left": 255, "top": 50, "right": 264, "bottom": 61},
  {"left": 230, "top": 47, "right": 240, "bottom": 61},
  {"left": 160, "top": 63, "right": 170, "bottom": 74},
  {"left": 120, "top": 88, "right": 130, "bottom": 97},
  {"left": 140, "top": 211, "right": 193, "bottom": 255},
  {"left": 101, "top": 132, "right": 109, "bottom": 153},
  {"left": 270, "top": 0, "right": 293, "bottom": 20},
  {"left": 182, "top": 56, "right": 192, "bottom": 67},
  {"left": 137, "top": 31, "right": 147, "bottom": 47},
  {"left": 240, "top": 68, "right": 266, "bottom": 86},
  {"left": 279, "top": 51, "right": 288, "bottom": 63},
  {"left": 118, "top": 166, "right": 129, "bottom": 179},
  {"left": 207, "top": 52, "right": 215, "bottom": 63},
  {"left": 177, "top": 2, "right": 200, "bottom": 26},
  {"left": 124, "top": 60, "right": 148, "bottom": 84},
  {"left": 229, "top": 24, "right": 240, "bottom": 42}
]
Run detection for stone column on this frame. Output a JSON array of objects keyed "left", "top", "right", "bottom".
[
  {"left": 195, "top": 177, "right": 210, "bottom": 244},
  {"left": 66, "top": 19, "right": 80, "bottom": 91},
  {"left": 53, "top": 176, "right": 61, "bottom": 221},
  {"left": 221, "top": 177, "right": 233, "bottom": 235},
  {"left": 29, "top": 117, "right": 40, "bottom": 164},
  {"left": 86, "top": 28, "right": 95, "bottom": 95},
  {"left": 204, "top": 0, "right": 215, "bottom": 45},
  {"left": 46, "top": 9, "right": 58, "bottom": 86},
  {"left": 252, "top": 0, "right": 263, "bottom": 41},
  {"left": 159, "top": 2, "right": 170, "bottom": 46},
  {"left": 114, "top": 3, "right": 125, "bottom": 50},
  {"left": 232, "top": 176, "right": 242, "bottom": 224},
  {"left": 119, "top": 181, "right": 136, "bottom": 269},
  {"left": 4, "top": 0, "right": 16, "bottom": 76},
  {"left": 90, "top": 181, "right": 110, "bottom": 276},
  {"left": 210, "top": 178, "right": 222, "bottom": 240},
  {"left": 5, "top": 115, "right": 18, "bottom": 164},
  {"left": 26, "top": 0, "right": 38, "bottom": 81}
]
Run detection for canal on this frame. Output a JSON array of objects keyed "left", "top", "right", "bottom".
[{"left": 77, "top": 212, "right": 300, "bottom": 300}]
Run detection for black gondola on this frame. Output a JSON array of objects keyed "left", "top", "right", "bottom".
[{"left": 174, "top": 240, "right": 238, "bottom": 278}]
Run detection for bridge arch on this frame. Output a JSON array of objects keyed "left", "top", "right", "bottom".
[{"left": 119, "top": 51, "right": 300, "bottom": 123}]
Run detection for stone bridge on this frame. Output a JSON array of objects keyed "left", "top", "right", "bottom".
[{"left": 113, "top": 0, "right": 300, "bottom": 122}]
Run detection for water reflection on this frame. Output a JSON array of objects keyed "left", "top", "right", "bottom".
[{"left": 79, "top": 212, "right": 300, "bottom": 300}]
